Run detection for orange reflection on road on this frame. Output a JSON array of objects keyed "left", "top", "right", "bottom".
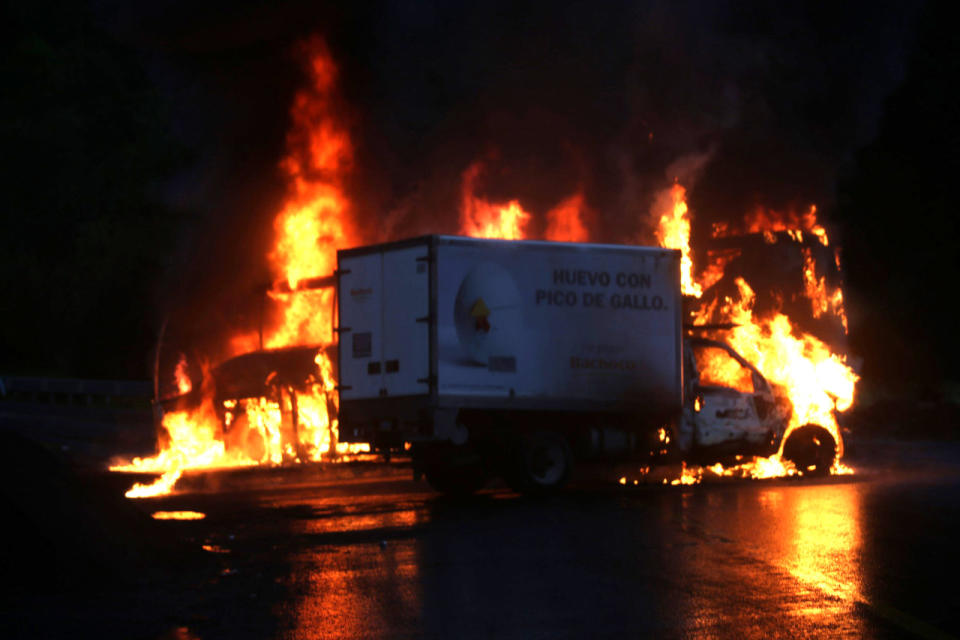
[
  {"left": 280, "top": 505, "right": 424, "bottom": 639},
  {"left": 151, "top": 510, "right": 206, "bottom": 521},
  {"left": 760, "top": 483, "right": 863, "bottom": 612}
]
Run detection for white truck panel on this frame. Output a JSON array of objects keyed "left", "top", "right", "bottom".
[
  {"left": 434, "top": 238, "right": 681, "bottom": 411},
  {"left": 337, "top": 252, "right": 384, "bottom": 400},
  {"left": 382, "top": 245, "right": 430, "bottom": 397},
  {"left": 338, "top": 236, "right": 682, "bottom": 415}
]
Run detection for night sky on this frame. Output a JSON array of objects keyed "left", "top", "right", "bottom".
[{"left": 2, "top": 0, "right": 957, "bottom": 395}]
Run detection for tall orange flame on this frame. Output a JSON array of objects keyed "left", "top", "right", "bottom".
[
  {"left": 266, "top": 38, "right": 356, "bottom": 349},
  {"left": 112, "top": 39, "right": 367, "bottom": 497},
  {"left": 654, "top": 183, "right": 702, "bottom": 297}
]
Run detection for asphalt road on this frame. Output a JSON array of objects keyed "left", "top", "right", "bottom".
[{"left": 5, "top": 449, "right": 958, "bottom": 640}]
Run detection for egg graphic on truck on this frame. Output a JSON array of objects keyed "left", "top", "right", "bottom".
[{"left": 454, "top": 262, "right": 522, "bottom": 366}]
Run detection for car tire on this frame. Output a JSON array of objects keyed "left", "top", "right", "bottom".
[
  {"left": 505, "top": 430, "right": 573, "bottom": 494},
  {"left": 783, "top": 424, "right": 836, "bottom": 476}
]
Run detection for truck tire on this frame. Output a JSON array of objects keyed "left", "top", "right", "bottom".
[
  {"left": 505, "top": 430, "right": 572, "bottom": 494},
  {"left": 782, "top": 424, "right": 836, "bottom": 476}
]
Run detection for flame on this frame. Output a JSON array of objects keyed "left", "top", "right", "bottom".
[
  {"left": 112, "top": 382, "right": 254, "bottom": 497},
  {"left": 265, "top": 38, "right": 355, "bottom": 349},
  {"left": 174, "top": 353, "right": 192, "bottom": 395},
  {"left": 114, "top": 40, "right": 861, "bottom": 495},
  {"left": 152, "top": 511, "right": 206, "bottom": 520},
  {"left": 545, "top": 192, "right": 589, "bottom": 242},
  {"left": 655, "top": 182, "right": 858, "bottom": 481},
  {"left": 670, "top": 462, "right": 703, "bottom": 485},
  {"left": 699, "top": 248, "right": 740, "bottom": 292},
  {"left": 654, "top": 183, "right": 702, "bottom": 297},
  {"left": 718, "top": 278, "right": 856, "bottom": 447},
  {"left": 459, "top": 162, "right": 531, "bottom": 240},
  {"left": 693, "top": 343, "right": 754, "bottom": 393},
  {"left": 112, "top": 39, "right": 367, "bottom": 497},
  {"left": 685, "top": 278, "right": 858, "bottom": 480},
  {"left": 714, "top": 204, "right": 829, "bottom": 245},
  {"left": 802, "top": 247, "right": 849, "bottom": 333}
]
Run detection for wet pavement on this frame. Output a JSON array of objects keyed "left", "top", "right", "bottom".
[{"left": 4, "top": 455, "right": 960, "bottom": 639}]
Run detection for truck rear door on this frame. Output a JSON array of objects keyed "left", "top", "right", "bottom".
[
  {"left": 337, "top": 252, "right": 383, "bottom": 400},
  {"left": 381, "top": 245, "right": 431, "bottom": 397}
]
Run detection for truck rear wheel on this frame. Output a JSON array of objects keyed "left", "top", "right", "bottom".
[
  {"left": 505, "top": 431, "right": 572, "bottom": 494},
  {"left": 782, "top": 424, "right": 836, "bottom": 476}
]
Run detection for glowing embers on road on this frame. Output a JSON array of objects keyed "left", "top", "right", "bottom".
[{"left": 152, "top": 510, "right": 206, "bottom": 520}]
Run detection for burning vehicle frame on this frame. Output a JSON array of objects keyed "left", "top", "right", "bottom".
[
  {"left": 149, "top": 233, "right": 844, "bottom": 496},
  {"left": 153, "top": 277, "right": 353, "bottom": 466},
  {"left": 112, "top": 38, "right": 858, "bottom": 498}
]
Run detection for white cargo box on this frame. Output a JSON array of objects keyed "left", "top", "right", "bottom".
[{"left": 337, "top": 236, "right": 682, "bottom": 435}]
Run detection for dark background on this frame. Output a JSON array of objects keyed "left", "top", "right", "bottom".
[{"left": 1, "top": 0, "right": 957, "bottom": 401}]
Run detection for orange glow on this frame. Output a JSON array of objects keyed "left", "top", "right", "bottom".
[
  {"left": 670, "top": 462, "right": 702, "bottom": 485},
  {"left": 112, "top": 39, "right": 367, "bottom": 498},
  {"left": 112, "top": 38, "right": 860, "bottom": 496},
  {"left": 714, "top": 204, "right": 829, "bottom": 245},
  {"left": 174, "top": 354, "right": 192, "bottom": 395},
  {"left": 111, "top": 368, "right": 259, "bottom": 497},
  {"left": 721, "top": 279, "right": 856, "bottom": 443},
  {"left": 699, "top": 248, "right": 739, "bottom": 292},
  {"left": 152, "top": 511, "right": 206, "bottom": 521},
  {"left": 459, "top": 162, "right": 531, "bottom": 240},
  {"left": 694, "top": 344, "right": 754, "bottom": 393},
  {"left": 657, "top": 182, "right": 858, "bottom": 480},
  {"left": 692, "top": 278, "right": 858, "bottom": 479},
  {"left": 545, "top": 192, "right": 589, "bottom": 242},
  {"left": 802, "top": 247, "right": 849, "bottom": 333},
  {"left": 654, "top": 183, "right": 702, "bottom": 297},
  {"left": 265, "top": 38, "right": 355, "bottom": 349}
]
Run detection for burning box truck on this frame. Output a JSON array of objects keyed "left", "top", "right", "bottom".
[{"left": 335, "top": 235, "right": 835, "bottom": 493}]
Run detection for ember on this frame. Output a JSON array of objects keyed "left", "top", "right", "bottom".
[{"left": 152, "top": 511, "right": 206, "bottom": 521}]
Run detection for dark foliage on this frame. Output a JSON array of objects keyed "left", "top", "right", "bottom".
[
  {"left": 0, "top": 1, "right": 191, "bottom": 377},
  {"left": 837, "top": 0, "right": 960, "bottom": 391}
]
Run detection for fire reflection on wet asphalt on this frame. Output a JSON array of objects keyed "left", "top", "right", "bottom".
[
  {"left": 134, "top": 468, "right": 952, "bottom": 640},
  {"left": 13, "top": 465, "right": 944, "bottom": 640}
]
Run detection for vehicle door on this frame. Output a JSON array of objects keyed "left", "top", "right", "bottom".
[{"left": 687, "top": 340, "right": 773, "bottom": 449}]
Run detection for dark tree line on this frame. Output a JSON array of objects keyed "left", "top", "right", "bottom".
[
  {"left": 837, "top": 0, "right": 960, "bottom": 395},
  {"left": 1, "top": 1, "right": 192, "bottom": 378}
]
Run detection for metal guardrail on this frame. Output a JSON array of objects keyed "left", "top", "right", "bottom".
[{"left": 0, "top": 376, "right": 152, "bottom": 405}]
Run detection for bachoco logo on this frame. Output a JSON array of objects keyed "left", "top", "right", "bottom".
[
  {"left": 453, "top": 262, "right": 522, "bottom": 367},
  {"left": 470, "top": 298, "right": 491, "bottom": 332}
]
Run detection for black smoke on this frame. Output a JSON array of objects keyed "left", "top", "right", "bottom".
[{"left": 6, "top": 0, "right": 954, "bottom": 390}]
